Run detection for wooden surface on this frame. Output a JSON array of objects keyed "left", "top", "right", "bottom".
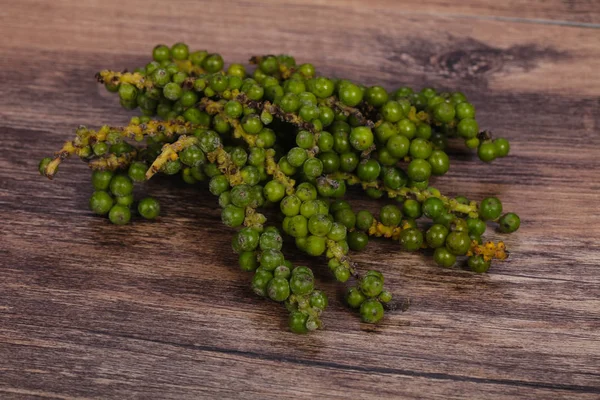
[{"left": 1, "top": 1, "right": 600, "bottom": 399}]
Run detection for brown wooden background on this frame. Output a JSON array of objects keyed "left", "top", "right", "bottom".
[{"left": 1, "top": 1, "right": 600, "bottom": 398}]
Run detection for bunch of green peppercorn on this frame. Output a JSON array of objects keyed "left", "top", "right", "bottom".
[{"left": 39, "top": 43, "right": 520, "bottom": 333}]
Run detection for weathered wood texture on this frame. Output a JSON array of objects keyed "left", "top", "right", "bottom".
[{"left": 1, "top": 1, "right": 600, "bottom": 399}]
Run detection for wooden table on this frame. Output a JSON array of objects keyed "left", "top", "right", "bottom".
[{"left": 1, "top": 1, "right": 599, "bottom": 398}]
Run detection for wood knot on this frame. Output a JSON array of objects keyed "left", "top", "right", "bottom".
[{"left": 431, "top": 49, "right": 505, "bottom": 79}]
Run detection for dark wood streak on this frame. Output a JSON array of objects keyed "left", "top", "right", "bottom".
[{"left": 1, "top": 1, "right": 600, "bottom": 399}]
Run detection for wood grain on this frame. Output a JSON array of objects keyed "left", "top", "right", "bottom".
[{"left": 1, "top": 1, "right": 600, "bottom": 399}]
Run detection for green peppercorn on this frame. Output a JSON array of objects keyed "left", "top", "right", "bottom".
[
  {"left": 260, "top": 249, "right": 285, "bottom": 271},
  {"left": 498, "top": 212, "right": 520, "bottom": 233},
  {"left": 423, "top": 197, "right": 445, "bottom": 219},
  {"left": 136, "top": 197, "right": 159, "bottom": 220},
  {"left": 360, "top": 299, "right": 384, "bottom": 323},
  {"left": 108, "top": 204, "right": 131, "bottom": 225},
  {"left": 232, "top": 227, "right": 260, "bottom": 253},
  {"left": 467, "top": 218, "right": 487, "bottom": 236},
  {"left": 399, "top": 228, "right": 423, "bottom": 251},
  {"left": 494, "top": 138, "right": 510, "bottom": 157},
  {"left": 360, "top": 274, "right": 384, "bottom": 297},
  {"left": 480, "top": 197, "right": 503, "bottom": 221},
  {"left": 89, "top": 191, "right": 113, "bottom": 215},
  {"left": 290, "top": 272, "right": 314, "bottom": 295},
  {"left": 349, "top": 127, "right": 374, "bottom": 151},
  {"left": 267, "top": 277, "right": 290, "bottom": 302},
  {"left": 433, "top": 247, "right": 456, "bottom": 268},
  {"left": 339, "top": 82, "right": 363, "bottom": 107},
  {"left": 468, "top": 255, "right": 491, "bottom": 273},
  {"left": 380, "top": 204, "right": 402, "bottom": 227},
  {"left": 91, "top": 170, "right": 114, "bottom": 190},
  {"left": 289, "top": 312, "right": 308, "bottom": 334},
  {"left": 305, "top": 235, "right": 326, "bottom": 256},
  {"left": 252, "top": 269, "right": 273, "bottom": 297},
  {"left": 356, "top": 210, "right": 374, "bottom": 231},
  {"left": 239, "top": 251, "right": 258, "bottom": 272},
  {"left": 445, "top": 231, "right": 471, "bottom": 255},
  {"left": 348, "top": 231, "right": 368, "bottom": 251},
  {"left": 346, "top": 287, "right": 367, "bottom": 308},
  {"left": 109, "top": 175, "right": 133, "bottom": 197}
]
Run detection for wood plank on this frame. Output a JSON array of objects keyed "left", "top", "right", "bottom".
[
  {"left": 1, "top": 0, "right": 600, "bottom": 399},
  {"left": 280, "top": 0, "right": 600, "bottom": 25}
]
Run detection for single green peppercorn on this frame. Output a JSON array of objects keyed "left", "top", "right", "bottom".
[
  {"left": 118, "top": 83, "right": 138, "bottom": 102},
  {"left": 108, "top": 204, "right": 131, "bottom": 225},
  {"left": 109, "top": 175, "right": 133, "bottom": 197},
  {"left": 340, "top": 152, "right": 359, "bottom": 172},
  {"left": 356, "top": 210, "right": 374, "bottom": 231},
  {"left": 221, "top": 204, "right": 245, "bottom": 227},
  {"left": 252, "top": 269, "right": 274, "bottom": 297},
  {"left": 202, "top": 54, "right": 224, "bottom": 73},
  {"left": 233, "top": 227, "right": 260, "bottom": 253},
  {"left": 468, "top": 255, "right": 491, "bottom": 273},
  {"left": 365, "top": 86, "right": 389, "bottom": 107},
  {"left": 288, "top": 215, "right": 309, "bottom": 238},
  {"left": 480, "top": 197, "right": 503, "bottom": 221},
  {"left": 426, "top": 224, "right": 449, "bottom": 248},
  {"left": 274, "top": 265, "right": 291, "bottom": 279},
  {"left": 457, "top": 118, "right": 479, "bottom": 139},
  {"left": 126, "top": 162, "right": 146, "bottom": 182},
  {"left": 138, "top": 197, "right": 160, "bottom": 220},
  {"left": 397, "top": 119, "right": 417, "bottom": 139},
  {"left": 360, "top": 299, "right": 384, "bottom": 323},
  {"left": 92, "top": 142, "right": 108, "bottom": 156},
  {"left": 89, "top": 191, "right": 113, "bottom": 215},
  {"left": 478, "top": 141, "right": 497, "bottom": 162},
  {"left": 303, "top": 158, "right": 323, "bottom": 178},
  {"left": 381, "top": 101, "right": 403, "bottom": 123},
  {"left": 339, "top": 82, "right": 363, "bottom": 107},
  {"left": 428, "top": 150, "right": 450, "bottom": 176},
  {"left": 498, "top": 212, "right": 520, "bottom": 233},
  {"left": 423, "top": 197, "right": 445, "bottom": 219},
  {"left": 467, "top": 218, "right": 487, "bottom": 236},
  {"left": 334, "top": 208, "right": 356, "bottom": 230},
  {"left": 91, "top": 170, "right": 114, "bottom": 190},
  {"left": 380, "top": 204, "right": 402, "bottom": 227},
  {"left": 360, "top": 274, "right": 384, "bottom": 297},
  {"left": 456, "top": 102, "right": 475, "bottom": 120},
  {"left": 170, "top": 42, "right": 189, "bottom": 60},
  {"left": 263, "top": 180, "right": 285, "bottom": 203},
  {"left": 289, "top": 311, "right": 308, "bottom": 334},
  {"left": 290, "top": 272, "right": 314, "bottom": 295},
  {"left": 348, "top": 231, "right": 369, "bottom": 251},
  {"left": 433, "top": 102, "right": 456, "bottom": 123},
  {"left": 349, "top": 126, "right": 374, "bottom": 151},
  {"left": 402, "top": 199, "right": 422, "bottom": 219},
  {"left": 399, "top": 228, "right": 423, "bottom": 251},
  {"left": 239, "top": 251, "right": 258, "bottom": 272},
  {"left": 407, "top": 159, "right": 432, "bottom": 182},
  {"left": 152, "top": 44, "right": 171, "bottom": 62},
  {"left": 494, "top": 138, "right": 510, "bottom": 157},
  {"left": 445, "top": 231, "right": 471, "bottom": 255},
  {"left": 357, "top": 159, "right": 381, "bottom": 182},
  {"left": 346, "top": 287, "right": 367, "bottom": 308},
  {"left": 267, "top": 277, "right": 290, "bottom": 302},
  {"left": 409, "top": 138, "right": 433, "bottom": 160},
  {"left": 280, "top": 195, "right": 301, "bottom": 217},
  {"left": 433, "top": 247, "right": 456, "bottom": 268},
  {"left": 163, "top": 82, "right": 183, "bottom": 101},
  {"left": 305, "top": 235, "right": 326, "bottom": 256},
  {"left": 260, "top": 249, "right": 285, "bottom": 271},
  {"left": 308, "top": 214, "right": 333, "bottom": 237}
]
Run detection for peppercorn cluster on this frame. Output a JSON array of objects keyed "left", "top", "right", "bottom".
[{"left": 40, "top": 43, "right": 521, "bottom": 333}]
